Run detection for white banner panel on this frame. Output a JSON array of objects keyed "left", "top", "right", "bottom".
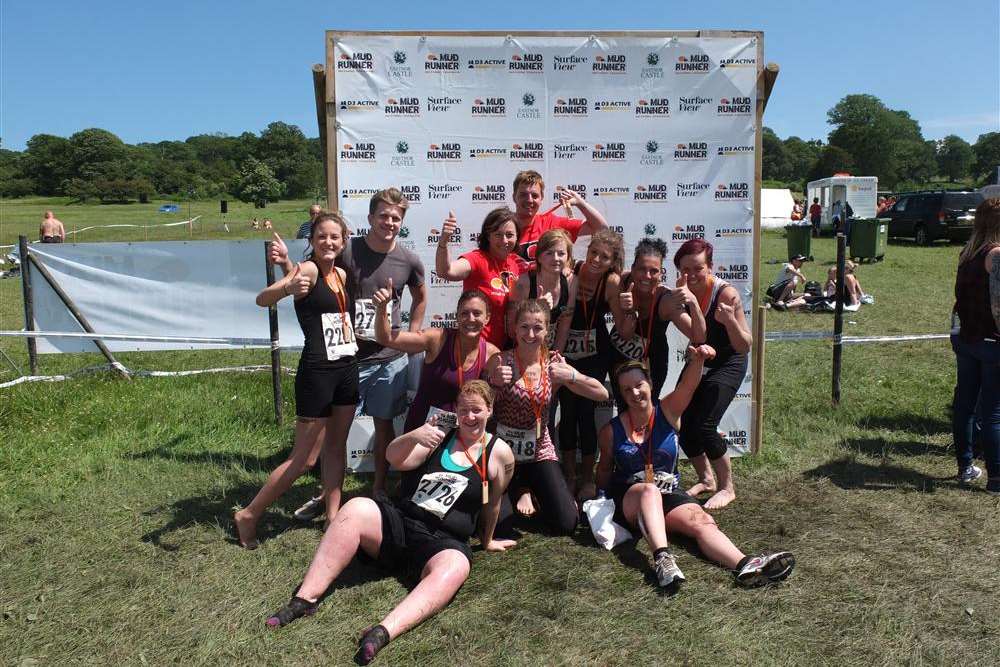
[{"left": 331, "top": 31, "right": 760, "bottom": 455}]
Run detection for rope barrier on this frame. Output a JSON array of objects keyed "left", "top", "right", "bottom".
[{"left": 0, "top": 363, "right": 297, "bottom": 389}]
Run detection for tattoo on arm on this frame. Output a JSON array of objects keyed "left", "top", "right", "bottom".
[
  {"left": 504, "top": 463, "right": 515, "bottom": 475},
  {"left": 990, "top": 254, "right": 1000, "bottom": 330}
]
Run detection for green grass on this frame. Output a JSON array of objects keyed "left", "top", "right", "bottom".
[{"left": 2, "top": 201, "right": 998, "bottom": 665}]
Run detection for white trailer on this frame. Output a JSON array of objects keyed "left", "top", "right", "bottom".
[{"left": 806, "top": 175, "right": 878, "bottom": 232}]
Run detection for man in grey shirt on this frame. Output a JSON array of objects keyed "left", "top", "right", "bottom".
[{"left": 296, "top": 204, "right": 324, "bottom": 240}]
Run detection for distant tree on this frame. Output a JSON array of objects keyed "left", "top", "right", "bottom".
[
  {"left": 935, "top": 135, "right": 974, "bottom": 182},
  {"left": 68, "top": 128, "right": 129, "bottom": 181},
  {"left": 807, "top": 145, "right": 855, "bottom": 183},
  {"left": 234, "top": 157, "right": 284, "bottom": 206},
  {"left": 256, "top": 122, "right": 321, "bottom": 198},
  {"left": 973, "top": 132, "right": 1000, "bottom": 184},
  {"left": 22, "top": 133, "right": 72, "bottom": 195},
  {"left": 761, "top": 127, "right": 791, "bottom": 181},
  {"left": 63, "top": 177, "right": 100, "bottom": 203},
  {"left": 895, "top": 139, "right": 938, "bottom": 185},
  {"left": 783, "top": 136, "right": 823, "bottom": 185}
]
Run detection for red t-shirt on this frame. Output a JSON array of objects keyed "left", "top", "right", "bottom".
[
  {"left": 460, "top": 249, "right": 529, "bottom": 347},
  {"left": 809, "top": 203, "right": 822, "bottom": 219},
  {"left": 516, "top": 212, "right": 585, "bottom": 261}
]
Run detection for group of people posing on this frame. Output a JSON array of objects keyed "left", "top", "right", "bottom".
[{"left": 236, "top": 171, "right": 795, "bottom": 664}]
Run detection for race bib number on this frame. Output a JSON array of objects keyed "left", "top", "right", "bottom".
[
  {"left": 354, "top": 298, "right": 378, "bottom": 341},
  {"left": 427, "top": 405, "right": 458, "bottom": 432},
  {"left": 628, "top": 469, "right": 678, "bottom": 493},
  {"left": 497, "top": 423, "right": 537, "bottom": 463},
  {"left": 321, "top": 312, "right": 359, "bottom": 360},
  {"left": 564, "top": 328, "right": 597, "bottom": 360},
  {"left": 410, "top": 471, "right": 469, "bottom": 519},
  {"left": 610, "top": 329, "right": 646, "bottom": 361}
]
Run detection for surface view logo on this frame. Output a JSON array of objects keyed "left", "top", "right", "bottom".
[
  {"left": 426, "top": 96, "right": 461, "bottom": 112},
  {"left": 553, "top": 55, "right": 586, "bottom": 71},
  {"left": 678, "top": 96, "right": 712, "bottom": 112},
  {"left": 676, "top": 181, "right": 710, "bottom": 198},
  {"left": 552, "top": 143, "right": 586, "bottom": 159}
]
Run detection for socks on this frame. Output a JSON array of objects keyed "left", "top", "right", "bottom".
[
  {"left": 354, "top": 624, "right": 390, "bottom": 665},
  {"left": 653, "top": 547, "right": 671, "bottom": 560}
]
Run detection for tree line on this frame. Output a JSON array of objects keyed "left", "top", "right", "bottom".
[{"left": 1, "top": 95, "right": 998, "bottom": 203}]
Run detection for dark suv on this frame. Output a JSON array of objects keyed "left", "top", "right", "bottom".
[{"left": 881, "top": 191, "right": 983, "bottom": 244}]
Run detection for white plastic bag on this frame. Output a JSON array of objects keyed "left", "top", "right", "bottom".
[{"left": 582, "top": 497, "right": 633, "bottom": 550}]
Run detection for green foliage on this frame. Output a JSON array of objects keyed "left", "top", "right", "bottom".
[
  {"left": 762, "top": 126, "right": 790, "bottom": 181},
  {"left": 972, "top": 132, "right": 1000, "bottom": 184},
  {"left": 234, "top": 157, "right": 284, "bottom": 205},
  {"left": 935, "top": 135, "right": 974, "bottom": 182},
  {"left": 807, "top": 145, "right": 855, "bottom": 182}
]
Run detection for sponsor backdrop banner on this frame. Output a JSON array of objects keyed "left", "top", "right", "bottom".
[{"left": 332, "top": 33, "right": 759, "bottom": 455}]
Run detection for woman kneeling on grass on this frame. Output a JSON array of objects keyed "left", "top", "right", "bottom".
[
  {"left": 265, "top": 380, "right": 515, "bottom": 665},
  {"left": 596, "top": 356, "right": 795, "bottom": 593},
  {"left": 235, "top": 213, "right": 358, "bottom": 549}
]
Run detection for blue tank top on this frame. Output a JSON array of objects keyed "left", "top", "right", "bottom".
[{"left": 609, "top": 404, "right": 679, "bottom": 489}]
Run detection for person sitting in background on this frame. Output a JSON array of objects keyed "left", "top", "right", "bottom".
[
  {"left": 766, "top": 255, "right": 808, "bottom": 310},
  {"left": 790, "top": 200, "right": 804, "bottom": 221},
  {"left": 39, "top": 211, "right": 65, "bottom": 243},
  {"left": 784, "top": 261, "right": 867, "bottom": 312}
]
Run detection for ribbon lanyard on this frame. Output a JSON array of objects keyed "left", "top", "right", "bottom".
[
  {"left": 641, "top": 289, "right": 657, "bottom": 361},
  {"left": 457, "top": 432, "right": 489, "bottom": 505},
  {"left": 627, "top": 408, "right": 658, "bottom": 483},
  {"left": 696, "top": 276, "right": 715, "bottom": 315},
  {"left": 454, "top": 334, "right": 480, "bottom": 392},
  {"left": 580, "top": 273, "right": 606, "bottom": 352},
  {"left": 518, "top": 349, "right": 548, "bottom": 440},
  {"left": 323, "top": 269, "right": 351, "bottom": 341}
]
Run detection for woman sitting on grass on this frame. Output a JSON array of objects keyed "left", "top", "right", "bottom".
[
  {"left": 596, "top": 356, "right": 795, "bottom": 594},
  {"left": 264, "top": 380, "right": 515, "bottom": 665}
]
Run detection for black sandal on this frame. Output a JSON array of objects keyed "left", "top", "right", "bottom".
[{"left": 265, "top": 596, "right": 318, "bottom": 628}]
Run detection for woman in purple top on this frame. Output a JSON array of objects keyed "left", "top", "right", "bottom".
[{"left": 374, "top": 288, "right": 500, "bottom": 431}]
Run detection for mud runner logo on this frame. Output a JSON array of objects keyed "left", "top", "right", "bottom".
[
  {"left": 634, "top": 184, "right": 669, "bottom": 203},
  {"left": 553, "top": 184, "right": 587, "bottom": 202},
  {"left": 592, "top": 186, "right": 630, "bottom": 198},
  {"left": 353, "top": 226, "right": 371, "bottom": 237},
  {"left": 426, "top": 96, "right": 461, "bottom": 112},
  {"left": 675, "top": 53, "right": 711, "bottom": 73},
  {"left": 468, "top": 145, "right": 507, "bottom": 159},
  {"left": 430, "top": 312, "right": 459, "bottom": 328},
  {"left": 641, "top": 140, "right": 664, "bottom": 166},
  {"left": 399, "top": 184, "right": 421, "bottom": 204},
  {"left": 719, "top": 56, "right": 756, "bottom": 69},
  {"left": 341, "top": 187, "right": 379, "bottom": 201},
  {"left": 593, "top": 99, "right": 632, "bottom": 112},
  {"left": 592, "top": 54, "right": 626, "bottom": 73},
  {"left": 717, "top": 97, "right": 752, "bottom": 115},
  {"left": 592, "top": 143, "right": 627, "bottom": 161},
  {"left": 635, "top": 98, "right": 670, "bottom": 116},
  {"left": 715, "top": 264, "right": 751, "bottom": 280},
  {"left": 671, "top": 224, "right": 706, "bottom": 241},
  {"left": 389, "top": 51, "right": 411, "bottom": 79},
  {"left": 715, "top": 227, "right": 753, "bottom": 239},
  {"left": 340, "top": 143, "right": 376, "bottom": 162},
  {"left": 724, "top": 429, "right": 748, "bottom": 449},
  {"left": 518, "top": 93, "right": 541, "bottom": 119},
  {"left": 677, "top": 95, "right": 712, "bottom": 112},
  {"left": 472, "top": 184, "right": 507, "bottom": 203},
  {"left": 339, "top": 99, "right": 379, "bottom": 112},
  {"left": 553, "top": 97, "right": 588, "bottom": 117},
  {"left": 552, "top": 143, "right": 587, "bottom": 159},
  {"left": 427, "top": 142, "right": 461, "bottom": 161},
  {"left": 674, "top": 142, "right": 709, "bottom": 160},
  {"left": 510, "top": 142, "right": 544, "bottom": 161},
  {"left": 425, "top": 53, "right": 460, "bottom": 72},
  {"left": 428, "top": 184, "right": 462, "bottom": 200},
  {"left": 384, "top": 96, "right": 420, "bottom": 116},
  {"left": 553, "top": 55, "right": 587, "bottom": 71},
  {"left": 472, "top": 97, "right": 506, "bottom": 116},
  {"left": 509, "top": 53, "right": 544, "bottom": 72},
  {"left": 718, "top": 145, "right": 753, "bottom": 156},
  {"left": 676, "top": 181, "right": 710, "bottom": 198},
  {"left": 427, "top": 224, "right": 461, "bottom": 244},
  {"left": 337, "top": 51, "right": 373, "bottom": 71},
  {"left": 642, "top": 52, "right": 664, "bottom": 79},
  {"left": 467, "top": 58, "right": 506, "bottom": 70},
  {"left": 391, "top": 141, "right": 414, "bottom": 168},
  {"left": 714, "top": 183, "right": 750, "bottom": 201}
]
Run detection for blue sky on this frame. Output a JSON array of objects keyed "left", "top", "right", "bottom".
[{"left": 2, "top": 0, "right": 997, "bottom": 150}]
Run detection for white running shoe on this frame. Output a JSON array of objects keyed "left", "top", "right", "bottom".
[
  {"left": 735, "top": 552, "right": 795, "bottom": 588},
  {"left": 654, "top": 551, "right": 685, "bottom": 591}
]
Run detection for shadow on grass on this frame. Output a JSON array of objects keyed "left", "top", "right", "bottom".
[
  {"left": 839, "top": 436, "right": 951, "bottom": 459},
  {"left": 127, "top": 432, "right": 297, "bottom": 473},
  {"left": 802, "top": 456, "right": 949, "bottom": 493},
  {"left": 858, "top": 413, "right": 951, "bottom": 437}
]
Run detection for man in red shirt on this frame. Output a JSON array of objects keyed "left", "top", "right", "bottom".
[
  {"left": 511, "top": 170, "right": 608, "bottom": 261},
  {"left": 808, "top": 197, "right": 823, "bottom": 238}
]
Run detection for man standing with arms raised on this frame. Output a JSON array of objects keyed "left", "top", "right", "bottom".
[{"left": 511, "top": 170, "right": 608, "bottom": 261}]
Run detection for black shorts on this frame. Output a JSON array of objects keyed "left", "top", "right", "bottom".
[
  {"left": 609, "top": 483, "right": 699, "bottom": 528},
  {"left": 368, "top": 499, "right": 472, "bottom": 575},
  {"left": 294, "top": 360, "right": 359, "bottom": 418},
  {"left": 41, "top": 236, "right": 63, "bottom": 243}
]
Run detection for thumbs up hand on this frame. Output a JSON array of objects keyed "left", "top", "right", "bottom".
[
  {"left": 269, "top": 232, "right": 289, "bottom": 265},
  {"left": 492, "top": 363, "right": 514, "bottom": 386},
  {"left": 287, "top": 264, "right": 311, "bottom": 297},
  {"left": 618, "top": 284, "right": 634, "bottom": 312},
  {"left": 669, "top": 272, "right": 695, "bottom": 312},
  {"left": 373, "top": 277, "right": 394, "bottom": 310},
  {"left": 715, "top": 300, "right": 737, "bottom": 326},
  {"left": 439, "top": 212, "right": 458, "bottom": 248}
]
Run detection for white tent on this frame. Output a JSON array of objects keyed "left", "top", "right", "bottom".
[{"left": 761, "top": 188, "right": 795, "bottom": 229}]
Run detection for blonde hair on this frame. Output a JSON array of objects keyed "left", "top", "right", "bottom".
[
  {"left": 457, "top": 379, "right": 494, "bottom": 409},
  {"left": 536, "top": 229, "right": 574, "bottom": 265},
  {"left": 588, "top": 227, "right": 625, "bottom": 274},
  {"left": 959, "top": 198, "right": 1000, "bottom": 264}
]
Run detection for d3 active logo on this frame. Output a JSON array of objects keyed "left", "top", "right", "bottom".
[
  {"left": 552, "top": 143, "right": 587, "bottom": 159},
  {"left": 671, "top": 224, "right": 706, "bottom": 241},
  {"left": 384, "top": 97, "right": 420, "bottom": 116},
  {"left": 340, "top": 143, "right": 376, "bottom": 162},
  {"left": 400, "top": 184, "right": 421, "bottom": 204},
  {"left": 678, "top": 96, "right": 712, "bottom": 112},
  {"left": 592, "top": 185, "right": 630, "bottom": 198},
  {"left": 472, "top": 184, "right": 507, "bottom": 203},
  {"left": 467, "top": 57, "right": 506, "bottom": 70},
  {"left": 593, "top": 99, "right": 632, "bottom": 112},
  {"left": 719, "top": 56, "right": 756, "bottom": 69},
  {"left": 715, "top": 227, "right": 753, "bottom": 239},
  {"left": 425, "top": 52, "right": 460, "bottom": 72},
  {"left": 426, "top": 96, "right": 461, "bottom": 112},
  {"left": 428, "top": 184, "right": 462, "bottom": 200},
  {"left": 427, "top": 142, "right": 461, "bottom": 161},
  {"left": 390, "top": 51, "right": 412, "bottom": 79},
  {"left": 553, "top": 184, "right": 587, "bottom": 201},
  {"left": 635, "top": 98, "right": 670, "bottom": 116},
  {"left": 634, "top": 184, "right": 669, "bottom": 203},
  {"left": 675, "top": 53, "right": 711, "bottom": 73},
  {"left": 592, "top": 143, "right": 627, "bottom": 161},
  {"left": 337, "top": 51, "right": 374, "bottom": 71},
  {"left": 517, "top": 93, "right": 541, "bottom": 119},
  {"left": 509, "top": 53, "right": 543, "bottom": 72},
  {"left": 391, "top": 141, "right": 414, "bottom": 167},
  {"left": 718, "top": 145, "right": 753, "bottom": 156},
  {"left": 642, "top": 52, "right": 664, "bottom": 79},
  {"left": 339, "top": 99, "right": 379, "bottom": 112},
  {"left": 641, "top": 140, "right": 664, "bottom": 166},
  {"left": 676, "top": 182, "right": 710, "bottom": 198},
  {"left": 674, "top": 142, "right": 709, "bottom": 160},
  {"left": 472, "top": 97, "right": 506, "bottom": 116},
  {"left": 592, "top": 54, "right": 626, "bottom": 73},
  {"left": 553, "top": 55, "right": 587, "bottom": 71},
  {"left": 553, "top": 97, "right": 588, "bottom": 117},
  {"left": 510, "top": 142, "right": 544, "bottom": 161},
  {"left": 714, "top": 182, "right": 750, "bottom": 201},
  {"left": 717, "top": 97, "right": 752, "bottom": 114},
  {"left": 468, "top": 145, "right": 507, "bottom": 159},
  {"left": 341, "top": 187, "right": 379, "bottom": 201}
]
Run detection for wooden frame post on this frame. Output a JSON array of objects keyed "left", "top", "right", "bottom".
[
  {"left": 832, "top": 233, "right": 847, "bottom": 405},
  {"left": 18, "top": 235, "right": 38, "bottom": 375},
  {"left": 264, "top": 241, "right": 283, "bottom": 425},
  {"left": 751, "top": 304, "right": 767, "bottom": 454},
  {"left": 312, "top": 64, "right": 328, "bottom": 199}
]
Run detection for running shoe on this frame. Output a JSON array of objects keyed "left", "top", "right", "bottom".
[
  {"left": 957, "top": 465, "right": 983, "bottom": 484},
  {"left": 734, "top": 551, "right": 795, "bottom": 588},
  {"left": 293, "top": 495, "right": 326, "bottom": 522},
  {"left": 654, "top": 551, "right": 685, "bottom": 591}
]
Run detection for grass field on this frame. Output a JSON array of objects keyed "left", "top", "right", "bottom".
[{"left": 2, "top": 198, "right": 998, "bottom": 666}]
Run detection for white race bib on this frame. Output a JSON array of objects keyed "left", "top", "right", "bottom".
[
  {"left": 427, "top": 405, "right": 458, "bottom": 432},
  {"left": 628, "top": 469, "right": 678, "bottom": 493},
  {"left": 497, "top": 423, "right": 538, "bottom": 463},
  {"left": 321, "top": 312, "right": 358, "bottom": 360},
  {"left": 354, "top": 298, "right": 378, "bottom": 341},
  {"left": 564, "top": 328, "right": 597, "bottom": 360},
  {"left": 610, "top": 329, "right": 646, "bottom": 361},
  {"left": 410, "top": 471, "right": 469, "bottom": 519}
]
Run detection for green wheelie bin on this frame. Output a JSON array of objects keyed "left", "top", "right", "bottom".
[
  {"left": 849, "top": 218, "right": 887, "bottom": 262},
  {"left": 785, "top": 224, "right": 813, "bottom": 261}
]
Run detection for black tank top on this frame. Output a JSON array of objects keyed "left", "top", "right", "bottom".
[
  {"left": 702, "top": 279, "right": 749, "bottom": 389},
  {"left": 399, "top": 431, "right": 498, "bottom": 540},
  {"left": 564, "top": 261, "right": 612, "bottom": 364},
  {"left": 528, "top": 270, "right": 570, "bottom": 322},
  {"left": 610, "top": 275, "right": 670, "bottom": 395},
  {"left": 294, "top": 260, "right": 356, "bottom": 367},
  {"left": 954, "top": 246, "right": 1000, "bottom": 342}
]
